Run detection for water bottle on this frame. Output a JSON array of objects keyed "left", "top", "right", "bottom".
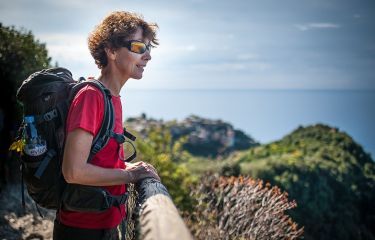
[{"left": 24, "top": 116, "right": 47, "bottom": 156}]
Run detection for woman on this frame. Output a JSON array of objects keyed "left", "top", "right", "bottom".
[{"left": 53, "top": 11, "right": 160, "bottom": 240}]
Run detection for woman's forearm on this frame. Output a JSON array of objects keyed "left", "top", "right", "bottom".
[{"left": 63, "top": 162, "right": 131, "bottom": 186}]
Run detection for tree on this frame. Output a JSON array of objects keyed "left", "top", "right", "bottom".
[{"left": 0, "top": 23, "right": 51, "bottom": 185}]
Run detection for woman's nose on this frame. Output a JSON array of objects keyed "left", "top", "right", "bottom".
[{"left": 143, "top": 50, "right": 151, "bottom": 61}]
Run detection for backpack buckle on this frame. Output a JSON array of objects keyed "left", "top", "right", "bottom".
[
  {"left": 109, "top": 193, "right": 129, "bottom": 207},
  {"left": 111, "top": 131, "right": 126, "bottom": 144},
  {"left": 43, "top": 109, "right": 58, "bottom": 121}
]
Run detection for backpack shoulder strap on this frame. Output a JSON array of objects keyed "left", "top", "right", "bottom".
[
  {"left": 85, "top": 80, "right": 114, "bottom": 162},
  {"left": 88, "top": 80, "right": 115, "bottom": 162},
  {"left": 70, "top": 80, "right": 115, "bottom": 162}
]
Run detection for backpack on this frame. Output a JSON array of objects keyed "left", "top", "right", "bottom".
[{"left": 13, "top": 67, "right": 136, "bottom": 213}]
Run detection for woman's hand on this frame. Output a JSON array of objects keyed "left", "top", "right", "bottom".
[{"left": 124, "top": 161, "right": 160, "bottom": 183}]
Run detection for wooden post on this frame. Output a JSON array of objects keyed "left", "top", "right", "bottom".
[{"left": 135, "top": 178, "right": 193, "bottom": 240}]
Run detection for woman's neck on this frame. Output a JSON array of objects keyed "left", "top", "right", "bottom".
[{"left": 98, "top": 68, "right": 128, "bottom": 96}]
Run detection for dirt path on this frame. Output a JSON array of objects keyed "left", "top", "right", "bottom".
[{"left": 0, "top": 184, "right": 54, "bottom": 240}]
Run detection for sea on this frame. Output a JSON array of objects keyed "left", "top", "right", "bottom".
[{"left": 121, "top": 89, "right": 375, "bottom": 159}]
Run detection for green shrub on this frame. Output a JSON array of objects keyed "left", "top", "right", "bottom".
[{"left": 132, "top": 125, "right": 196, "bottom": 211}]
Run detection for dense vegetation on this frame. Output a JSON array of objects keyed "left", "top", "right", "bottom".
[
  {"left": 0, "top": 24, "right": 51, "bottom": 86},
  {"left": 0, "top": 24, "right": 51, "bottom": 185},
  {"left": 238, "top": 124, "right": 375, "bottom": 240},
  {"left": 130, "top": 125, "right": 196, "bottom": 211}
]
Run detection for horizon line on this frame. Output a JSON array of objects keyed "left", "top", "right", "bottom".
[{"left": 122, "top": 88, "right": 375, "bottom": 91}]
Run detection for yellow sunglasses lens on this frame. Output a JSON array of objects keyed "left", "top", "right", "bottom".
[{"left": 130, "top": 42, "right": 146, "bottom": 53}]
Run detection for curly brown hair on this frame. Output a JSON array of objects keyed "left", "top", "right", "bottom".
[{"left": 88, "top": 11, "right": 159, "bottom": 69}]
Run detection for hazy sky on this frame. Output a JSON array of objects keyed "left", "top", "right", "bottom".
[{"left": 1, "top": 0, "right": 374, "bottom": 90}]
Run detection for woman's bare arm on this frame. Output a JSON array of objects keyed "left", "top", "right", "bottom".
[{"left": 62, "top": 128, "right": 159, "bottom": 186}]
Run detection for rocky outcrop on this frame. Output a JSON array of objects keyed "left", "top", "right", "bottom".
[{"left": 126, "top": 114, "right": 258, "bottom": 157}]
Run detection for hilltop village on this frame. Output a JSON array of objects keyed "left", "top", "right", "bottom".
[{"left": 126, "top": 114, "right": 258, "bottom": 157}]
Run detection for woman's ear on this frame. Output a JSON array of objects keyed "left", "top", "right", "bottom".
[{"left": 105, "top": 47, "right": 117, "bottom": 61}]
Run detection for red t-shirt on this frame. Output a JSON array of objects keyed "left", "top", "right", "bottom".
[{"left": 59, "top": 84, "right": 126, "bottom": 229}]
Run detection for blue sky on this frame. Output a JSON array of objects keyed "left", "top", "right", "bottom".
[{"left": 1, "top": 0, "right": 374, "bottom": 90}]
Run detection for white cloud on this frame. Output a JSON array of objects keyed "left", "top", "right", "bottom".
[
  {"left": 226, "top": 34, "right": 235, "bottom": 39},
  {"left": 191, "top": 61, "right": 270, "bottom": 72},
  {"left": 295, "top": 22, "right": 340, "bottom": 31},
  {"left": 35, "top": 33, "right": 99, "bottom": 78},
  {"left": 39, "top": 33, "right": 90, "bottom": 62},
  {"left": 237, "top": 54, "right": 258, "bottom": 61},
  {"left": 150, "top": 43, "right": 198, "bottom": 62},
  {"left": 309, "top": 23, "right": 340, "bottom": 28},
  {"left": 184, "top": 45, "right": 197, "bottom": 52}
]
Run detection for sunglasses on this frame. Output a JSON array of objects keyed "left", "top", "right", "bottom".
[{"left": 122, "top": 40, "right": 152, "bottom": 54}]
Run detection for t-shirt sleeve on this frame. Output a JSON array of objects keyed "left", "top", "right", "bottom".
[{"left": 66, "top": 85, "right": 104, "bottom": 136}]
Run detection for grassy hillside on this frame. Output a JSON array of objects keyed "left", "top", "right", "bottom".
[{"left": 238, "top": 124, "right": 375, "bottom": 240}]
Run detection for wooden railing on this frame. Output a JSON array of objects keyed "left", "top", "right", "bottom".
[{"left": 133, "top": 178, "right": 193, "bottom": 240}]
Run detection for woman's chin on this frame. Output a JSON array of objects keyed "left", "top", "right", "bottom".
[{"left": 131, "top": 74, "right": 143, "bottom": 80}]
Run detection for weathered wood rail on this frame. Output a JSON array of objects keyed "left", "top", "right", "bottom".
[{"left": 134, "top": 178, "right": 193, "bottom": 240}]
